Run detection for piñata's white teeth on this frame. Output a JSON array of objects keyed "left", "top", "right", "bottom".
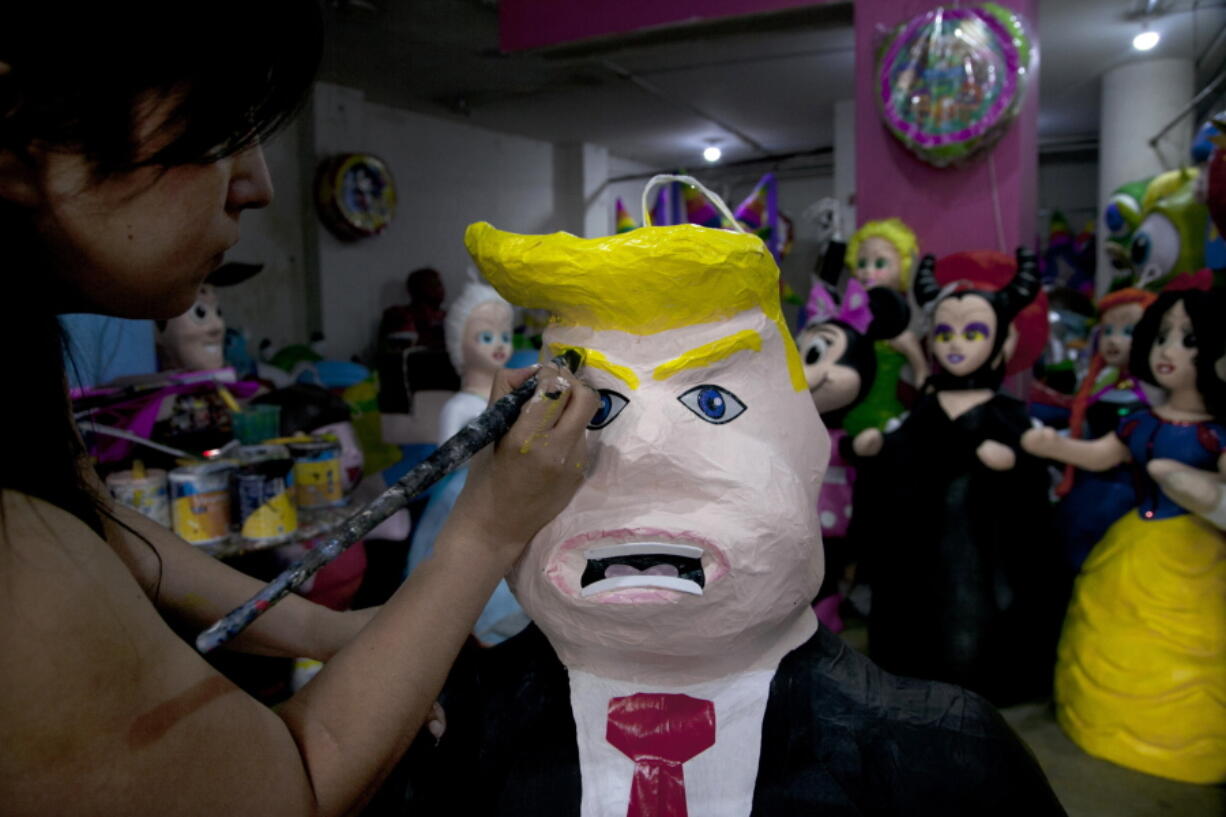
[
  {"left": 580, "top": 575, "right": 703, "bottom": 597},
  {"left": 584, "top": 542, "right": 704, "bottom": 561}
]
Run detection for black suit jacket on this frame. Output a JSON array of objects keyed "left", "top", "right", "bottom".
[{"left": 370, "top": 624, "right": 1067, "bottom": 816}]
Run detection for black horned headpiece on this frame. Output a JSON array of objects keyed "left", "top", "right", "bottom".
[{"left": 917, "top": 248, "right": 1042, "bottom": 390}]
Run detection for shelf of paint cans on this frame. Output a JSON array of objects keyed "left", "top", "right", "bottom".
[
  {"left": 206, "top": 505, "right": 357, "bottom": 559},
  {"left": 105, "top": 436, "right": 351, "bottom": 557}
]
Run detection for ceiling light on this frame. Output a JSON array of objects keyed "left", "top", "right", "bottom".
[
  {"left": 1133, "top": 29, "right": 1160, "bottom": 51},
  {"left": 703, "top": 146, "right": 722, "bottom": 163}
]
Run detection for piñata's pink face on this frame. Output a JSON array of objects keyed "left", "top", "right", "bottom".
[
  {"left": 462, "top": 301, "right": 513, "bottom": 377},
  {"left": 931, "top": 294, "right": 997, "bottom": 377},
  {"left": 509, "top": 308, "right": 828, "bottom": 666},
  {"left": 1099, "top": 302, "right": 1144, "bottom": 369},
  {"left": 1149, "top": 298, "right": 1199, "bottom": 394},
  {"left": 854, "top": 236, "right": 904, "bottom": 291},
  {"left": 158, "top": 284, "right": 226, "bottom": 371},
  {"left": 797, "top": 322, "right": 862, "bottom": 415}
]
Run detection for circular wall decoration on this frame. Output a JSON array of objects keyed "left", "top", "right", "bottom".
[
  {"left": 877, "top": 3, "right": 1033, "bottom": 168},
  {"left": 315, "top": 153, "right": 397, "bottom": 240}
]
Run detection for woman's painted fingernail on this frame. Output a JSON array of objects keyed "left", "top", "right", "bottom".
[{"left": 543, "top": 376, "right": 571, "bottom": 400}]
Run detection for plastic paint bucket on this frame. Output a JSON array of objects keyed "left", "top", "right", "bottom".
[
  {"left": 234, "top": 445, "right": 298, "bottom": 545},
  {"left": 169, "top": 462, "right": 234, "bottom": 546},
  {"left": 229, "top": 403, "right": 281, "bottom": 445},
  {"left": 287, "top": 437, "right": 346, "bottom": 509},
  {"left": 106, "top": 468, "right": 170, "bottom": 527}
]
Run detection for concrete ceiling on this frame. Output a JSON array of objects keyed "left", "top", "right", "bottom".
[{"left": 316, "top": 0, "right": 1226, "bottom": 170}]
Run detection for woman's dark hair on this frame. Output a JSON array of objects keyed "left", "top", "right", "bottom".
[
  {"left": 1130, "top": 290, "right": 1226, "bottom": 418},
  {"left": 1, "top": 2, "right": 322, "bottom": 536},
  {"left": 0, "top": 3, "right": 323, "bottom": 174}
]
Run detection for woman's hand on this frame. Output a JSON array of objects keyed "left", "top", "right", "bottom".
[{"left": 449, "top": 363, "right": 598, "bottom": 560}]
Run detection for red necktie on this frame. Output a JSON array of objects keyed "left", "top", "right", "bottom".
[{"left": 606, "top": 692, "right": 717, "bottom": 817}]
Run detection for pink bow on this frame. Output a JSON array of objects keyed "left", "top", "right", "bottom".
[{"left": 805, "top": 278, "right": 873, "bottom": 334}]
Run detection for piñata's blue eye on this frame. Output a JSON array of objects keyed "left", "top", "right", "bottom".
[
  {"left": 678, "top": 385, "right": 746, "bottom": 425},
  {"left": 588, "top": 390, "right": 629, "bottom": 430}
]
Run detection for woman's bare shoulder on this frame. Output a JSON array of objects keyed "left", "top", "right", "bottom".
[
  {"left": 0, "top": 489, "right": 178, "bottom": 757},
  {"left": 0, "top": 490, "right": 310, "bottom": 815},
  {"left": 1, "top": 488, "right": 99, "bottom": 549},
  {"left": 0, "top": 487, "right": 156, "bottom": 621}
]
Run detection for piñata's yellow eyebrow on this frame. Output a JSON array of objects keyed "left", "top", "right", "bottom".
[
  {"left": 548, "top": 343, "right": 640, "bottom": 390},
  {"left": 653, "top": 330, "right": 762, "bottom": 381}
]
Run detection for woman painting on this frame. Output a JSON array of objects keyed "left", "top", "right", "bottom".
[{"left": 0, "top": 6, "right": 596, "bottom": 815}]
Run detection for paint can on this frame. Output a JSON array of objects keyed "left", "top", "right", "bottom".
[
  {"left": 234, "top": 445, "right": 298, "bottom": 545},
  {"left": 168, "top": 462, "right": 234, "bottom": 546},
  {"left": 106, "top": 468, "right": 170, "bottom": 527},
  {"left": 287, "top": 437, "right": 346, "bottom": 509}
]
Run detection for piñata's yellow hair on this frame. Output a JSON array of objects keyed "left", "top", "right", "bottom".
[
  {"left": 465, "top": 222, "right": 805, "bottom": 391},
  {"left": 844, "top": 218, "right": 919, "bottom": 291}
]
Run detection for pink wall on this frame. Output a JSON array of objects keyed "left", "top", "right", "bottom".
[
  {"left": 500, "top": 0, "right": 836, "bottom": 52},
  {"left": 855, "top": 0, "right": 1039, "bottom": 260}
]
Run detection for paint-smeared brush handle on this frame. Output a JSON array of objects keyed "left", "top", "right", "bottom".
[{"left": 195, "top": 351, "right": 582, "bottom": 654}]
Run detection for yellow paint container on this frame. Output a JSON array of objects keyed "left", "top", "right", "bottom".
[
  {"left": 287, "top": 437, "right": 346, "bottom": 509},
  {"left": 169, "top": 462, "right": 234, "bottom": 546},
  {"left": 234, "top": 445, "right": 298, "bottom": 546},
  {"left": 106, "top": 467, "right": 170, "bottom": 527}
]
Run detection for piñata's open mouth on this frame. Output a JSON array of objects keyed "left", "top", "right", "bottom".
[{"left": 579, "top": 543, "right": 705, "bottom": 597}]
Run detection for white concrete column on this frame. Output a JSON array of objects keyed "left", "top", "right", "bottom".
[
  {"left": 553, "top": 143, "right": 611, "bottom": 238},
  {"left": 581, "top": 144, "right": 611, "bottom": 238},
  {"left": 833, "top": 99, "right": 856, "bottom": 235},
  {"left": 1097, "top": 57, "right": 1194, "bottom": 291}
]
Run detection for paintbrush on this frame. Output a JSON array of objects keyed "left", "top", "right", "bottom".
[
  {"left": 213, "top": 380, "right": 243, "bottom": 413},
  {"left": 195, "top": 350, "right": 583, "bottom": 654}
]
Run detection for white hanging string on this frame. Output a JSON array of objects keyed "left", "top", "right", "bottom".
[
  {"left": 920, "top": 280, "right": 964, "bottom": 332},
  {"left": 640, "top": 174, "right": 747, "bottom": 233},
  {"left": 988, "top": 154, "right": 1007, "bottom": 253}
]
